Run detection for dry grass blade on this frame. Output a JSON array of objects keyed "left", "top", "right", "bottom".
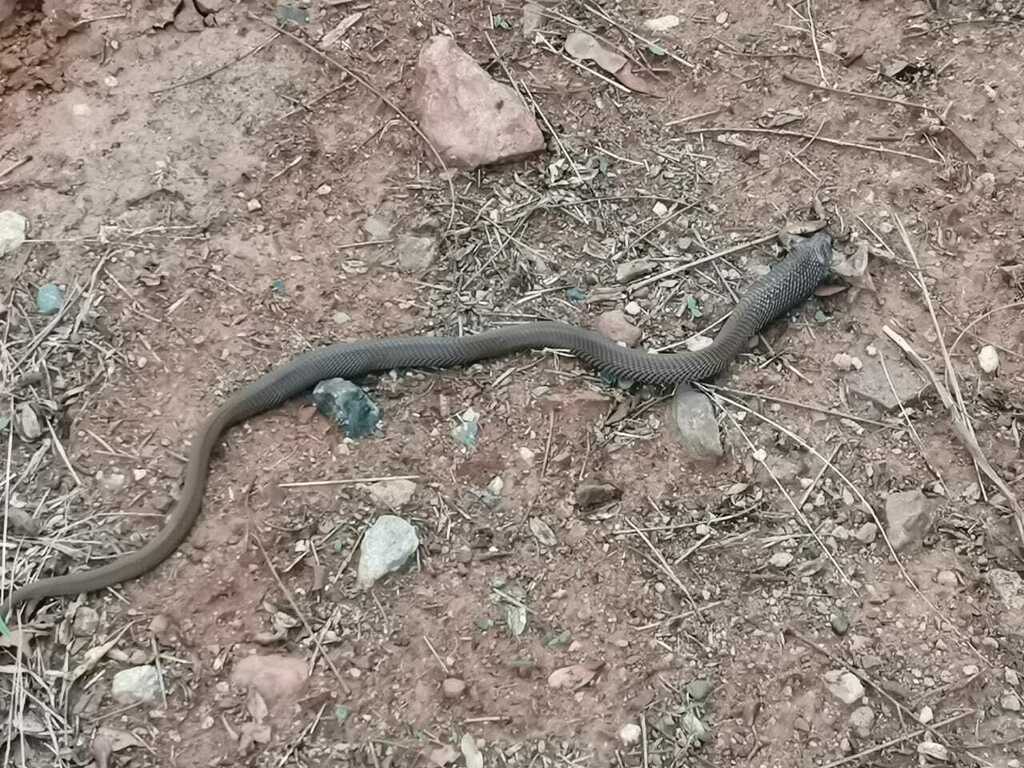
[
  {"left": 674, "top": 126, "right": 940, "bottom": 163},
  {"left": 882, "top": 325, "right": 1023, "bottom": 542}
]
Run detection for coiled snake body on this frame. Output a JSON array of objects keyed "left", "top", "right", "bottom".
[{"left": 2, "top": 230, "right": 832, "bottom": 619}]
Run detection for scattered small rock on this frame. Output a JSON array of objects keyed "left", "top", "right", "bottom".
[
  {"left": 978, "top": 345, "right": 999, "bottom": 374},
  {"left": 596, "top": 309, "right": 642, "bottom": 346},
  {"left": 96, "top": 470, "right": 128, "bottom": 493},
  {"left": 849, "top": 705, "right": 875, "bottom": 738},
  {"left": 832, "top": 352, "right": 863, "bottom": 372},
  {"left": 847, "top": 355, "right": 926, "bottom": 412},
  {"left": 246, "top": 198, "right": 262, "bottom": 212},
  {"left": 36, "top": 283, "right": 64, "bottom": 315},
  {"left": 918, "top": 705, "right": 934, "bottom": 724},
  {"left": 989, "top": 568, "right": 1024, "bottom": 617},
  {"left": 72, "top": 606, "right": 100, "bottom": 637},
  {"left": 396, "top": 234, "right": 437, "bottom": 273},
  {"left": 451, "top": 407, "right": 480, "bottom": 448},
  {"left": 686, "top": 678, "right": 712, "bottom": 701},
  {"left": 769, "top": 551, "right": 794, "bottom": 569},
  {"left": 111, "top": 665, "right": 163, "bottom": 705},
  {"left": 670, "top": 386, "right": 723, "bottom": 460},
  {"left": 1007, "top": 668, "right": 1020, "bottom": 686},
  {"left": 685, "top": 334, "right": 714, "bottom": 352},
  {"left": 441, "top": 677, "right": 466, "bottom": 700},
  {"left": 356, "top": 515, "right": 419, "bottom": 589},
  {"left": 643, "top": 14, "right": 680, "bottom": 31},
  {"left": 315, "top": 183, "right": 332, "bottom": 196},
  {"left": 366, "top": 478, "right": 417, "bottom": 510},
  {"left": 615, "top": 259, "right": 655, "bottom": 284},
  {"left": 231, "top": 654, "right": 308, "bottom": 705},
  {"left": 413, "top": 35, "right": 545, "bottom": 169},
  {"left": 854, "top": 522, "right": 878, "bottom": 544},
  {"left": 0, "top": 210, "right": 27, "bottom": 256},
  {"left": 884, "top": 489, "right": 933, "bottom": 551},
  {"left": 521, "top": 2, "right": 543, "bottom": 36},
  {"left": 936, "top": 570, "right": 958, "bottom": 587},
  {"left": 312, "top": 378, "right": 381, "bottom": 439},
  {"left": 825, "top": 670, "right": 865, "bottom": 705},
  {"left": 575, "top": 480, "right": 621, "bottom": 509},
  {"left": 1001, "top": 692, "right": 1022, "bottom": 712},
  {"left": 917, "top": 741, "right": 949, "bottom": 761},
  {"left": 15, "top": 402, "right": 42, "bottom": 441},
  {"left": 623, "top": 300, "right": 643, "bottom": 316},
  {"left": 619, "top": 723, "right": 642, "bottom": 745},
  {"left": 831, "top": 611, "right": 850, "bottom": 635},
  {"left": 363, "top": 214, "right": 392, "bottom": 240}
]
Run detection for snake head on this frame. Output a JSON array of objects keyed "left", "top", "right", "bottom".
[{"left": 796, "top": 229, "right": 834, "bottom": 270}]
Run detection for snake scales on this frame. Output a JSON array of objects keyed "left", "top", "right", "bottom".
[{"left": 2, "top": 230, "right": 832, "bottom": 620}]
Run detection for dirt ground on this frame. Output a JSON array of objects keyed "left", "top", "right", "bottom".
[{"left": 2, "top": 0, "right": 1023, "bottom": 766}]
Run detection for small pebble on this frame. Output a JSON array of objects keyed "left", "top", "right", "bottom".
[
  {"left": 769, "top": 551, "right": 793, "bottom": 569},
  {"left": 316, "top": 184, "right": 332, "bottom": 196},
  {"left": 833, "top": 353, "right": 863, "bottom": 372},
  {"left": 619, "top": 723, "right": 642, "bottom": 745},
  {"left": 854, "top": 522, "right": 878, "bottom": 544},
  {"left": 652, "top": 201, "right": 668, "bottom": 217},
  {"left": 849, "top": 705, "right": 874, "bottom": 738},
  {"left": 830, "top": 612, "right": 850, "bottom": 636},
  {"left": 918, "top": 705, "right": 933, "bottom": 724},
  {"left": 963, "top": 664, "right": 980, "bottom": 677},
  {"left": 623, "top": 301, "right": 642, "bottom": 316},
  {"left": 715, "top": 10, "right": 729, "bottom": 24},
  {"left": 36, "top": 283, "right": 64, "bottom": 315},
  {"left": 246, "top": 198, "right": 262, "bottom": 212},
  {"left": 936, "top": 570, "right": 958, "bottom": 587},
  {"left": 1001, "top": 692, "right": 1022, "bottom": 712},
  {"left": 865, "top": 344, "right": 878, "bottom": 356},
  {"left": 442, "top": 677, "right": 466, "bottom": 699},
  {"left": 1006, "top": 668, "right": 1020, "bottom": 686},
  {"left": 978, "top": 345, "right": 999, "bottom": 373}
]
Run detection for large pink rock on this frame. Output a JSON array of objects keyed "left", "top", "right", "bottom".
[{"left": 413, "top": 35, "right": 546, "bottom": 169}]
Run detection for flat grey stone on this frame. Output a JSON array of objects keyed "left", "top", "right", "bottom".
[
  {"left": 357, "top": 515, "right": 419, "bottom": 589},
  {"left": 846, "top": 354, "right": 928, "bottom": 412},
  {"left": 670, "top": 386, "right": 723, "bottom": 460},
  {"left": 0, "top": 210, "right": 26, "bottom": 256},
  {"left": 396, "top": 234, "right": 437, "bottom": 273},
  {"left": 884, "top": 489, "right": 933, "bottom": 551}
]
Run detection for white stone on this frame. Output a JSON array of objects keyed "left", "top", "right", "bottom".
[
  {"left": 111, "top": 665, "right": 162, "bottom": 705},
  {"left": 619, "top": 723, "right": 642, "bottom": 745},
  {"left": 978, "top": 345, "right": 999, "bottom": 373}
]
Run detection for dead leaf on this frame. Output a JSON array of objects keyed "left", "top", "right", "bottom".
[
  {"left": 564, "top": 31, "right": 627, "bottom": 73},
  {"left": 814, "top": 284, "right": 848, "bottom": 297},
  {"left": 547, "top": 661, "right": 605, "bottom": 690},
  {"left": 613, "top": 63, "right": 663, "bottom": 96},
  {"left": 460, "top": 734, "right": 484, "bottom": 768}
]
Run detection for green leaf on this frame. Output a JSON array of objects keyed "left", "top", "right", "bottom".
[{"left": 648, "top": 44, "right": 668, "bottom": 56}]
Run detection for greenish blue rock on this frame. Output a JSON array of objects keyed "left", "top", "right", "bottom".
[
  {"left": 312, "top": 378, "right": 380, "bottom": 438},
  {"left": 36, "top": 283, "right": 64, "bottom": 315}
]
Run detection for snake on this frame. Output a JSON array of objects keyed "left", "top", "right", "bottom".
[{"left": 2, "top": 229, "right": 832, "bottom": 620}]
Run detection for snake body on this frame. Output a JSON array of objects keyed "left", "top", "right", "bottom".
[{"left": 2, "top": 230, "right": 832, "bottom": 619}]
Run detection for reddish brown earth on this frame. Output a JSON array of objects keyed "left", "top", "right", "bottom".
[{"left": 1, "top": 1, "right": 1023, "bottom": 767}]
